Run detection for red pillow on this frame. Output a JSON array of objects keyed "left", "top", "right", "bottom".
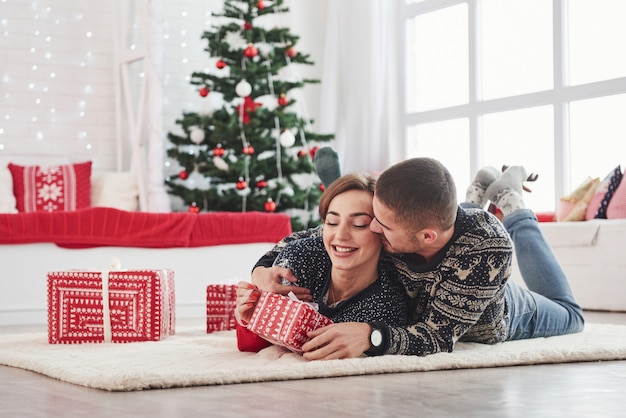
[{"left": 7, "top": 161, "right": 92, "bottom": 212}]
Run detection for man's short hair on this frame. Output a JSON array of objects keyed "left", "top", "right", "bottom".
[{"left": 375, "top": 157, "right": 458, "bottom": 232}]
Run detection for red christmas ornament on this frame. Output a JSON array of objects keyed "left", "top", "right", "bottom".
[
  {"left": 243, "top": 22, "right": 253, "bottom": 30},
  {"left": 189, "top": 203, "right": 200, "bottom": 213},
  {"left": 297, "top": 149, "right": 307, "bottom": 158},
  {"left": 179, "top": 170, "right": 189, "bottom": 180},
  {"left": 309, "top": 146, "right": 319, "bottom": 158},
  {"left": 278, "top": 94, "right": 288, "bottom": 106},
  {"left": 242, "top": 145, "right": 255, "bottom": 155},
  {"left": 216, "top": 59, "right": 226, "bottom": 69},
  {"left": 213, "top": 144, "right": 225, "bottom": 157},
  {"left": 256, "top": 179, "right": 268, "bottom": 189},
  {"left": 235, "top": 96, "right": 262, "bottom": 124},
  {"left": 286, "top": 47, "right": 297, "bottom": 58},
  {"left": 264, "top": 198, "right": 276, "bottom": 212},
  {"left": 236, "top": 178, "right": 248, "bottom": 190},
  {"left": 257, "top": 0, "right": 265, "bottom": 10},
  {"left": 199, "top": 86, "right": 209, "bottom": 97},
  {"left": 244, "top": 44, "right": 258, "bottom": 58},
  {"left": 319, "top": 184, "right": 325, "bottom": 192}
]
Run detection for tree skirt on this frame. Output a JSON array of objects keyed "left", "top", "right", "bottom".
[{"left": 1, "top": 324, "right": 625, "bottom": 392}]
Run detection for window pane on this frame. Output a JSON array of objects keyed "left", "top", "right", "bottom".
[
  {"left": 569, "top": 94, "right": 626, "bottom": 187},
  {"left": 406, "top": 119, "right": 470, "bottom": 203},
  {"left": 482, "top": 106, "right": 555, "bottom": 211},
  {"left": 406, "top": 4, "right": 468, "bottom": 112},
  {"left": 481, "top": 0, "right": 553, "bottom": 99},
  {"left": 568, "top": 0, "right": 626, "bottom": 85}
]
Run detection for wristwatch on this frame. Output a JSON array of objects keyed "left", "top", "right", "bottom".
[{"left": 364, "top": 323, "right": 385, "bottom": 356}]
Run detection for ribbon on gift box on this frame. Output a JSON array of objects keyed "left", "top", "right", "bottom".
[
  {"left": 160, "top": 270, "right": 172, "bottom": 338},
  {"left": 100, "top": 257, "right": 123, "bottom": 343}
]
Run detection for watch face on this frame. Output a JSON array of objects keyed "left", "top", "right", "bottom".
[{"left": 371, "top": 329, "right": 383, "bottom": 347}]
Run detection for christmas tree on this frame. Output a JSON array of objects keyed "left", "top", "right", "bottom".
[{"left": 164, "top": 0, "right": 334, "bottom": 230}]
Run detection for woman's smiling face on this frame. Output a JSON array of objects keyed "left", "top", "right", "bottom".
[{"left": 322, "top": 189, "right": 382, "bottom": 273}]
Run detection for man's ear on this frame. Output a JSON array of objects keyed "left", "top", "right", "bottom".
[{"left": 419, "top": 228, "right": 439, "bottom": 244}]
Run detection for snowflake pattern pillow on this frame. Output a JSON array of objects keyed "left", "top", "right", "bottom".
[{"left": 8, "top": 161, "right": 92, "bottom": 212}]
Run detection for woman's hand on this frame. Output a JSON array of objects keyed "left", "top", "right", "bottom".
[
  {"left": 301, "top": 322, "right": 371, "bottom": 360},
  {"left": 235, "top": 281, "right": 260, "bottom": 325},
  {"left": 251, "top": 266, "right": 312, "bottom": 301}
]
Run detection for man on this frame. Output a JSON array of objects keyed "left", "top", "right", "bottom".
[{"left": 250, "top": 156, "right": 584, "bottom": 359}]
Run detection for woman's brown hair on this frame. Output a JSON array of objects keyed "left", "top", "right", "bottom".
[{"left": 318, "top": 173, "right": 377, "bottom": 220}]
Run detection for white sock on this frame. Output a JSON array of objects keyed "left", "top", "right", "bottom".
[
  {"left": 490, "top": 190, "right": 525, "bottom": 216},
  {"left": 485, "top": 166, "right": 527, "bottom": 216},
  {"left": 465, "top": 166, "right": 501, "bottom": 207}
]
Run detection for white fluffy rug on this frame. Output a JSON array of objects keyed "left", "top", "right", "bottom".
[{"left": 1, "top": 324, "right": 626, "bottom": 391}]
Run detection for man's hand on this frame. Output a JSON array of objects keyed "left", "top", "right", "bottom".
[
  {"left": 301, "top": 322, "right": 371, "bottom": 360},
  {"left": 250, "top": 266, "right": 312, "bottom": 301}
]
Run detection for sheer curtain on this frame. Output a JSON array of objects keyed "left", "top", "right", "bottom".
[{"left": 318, "top": 0, "right": 405, "bottom": 175}]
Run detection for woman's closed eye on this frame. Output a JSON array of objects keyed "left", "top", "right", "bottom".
[{"left": 325, "top": 218, "right": 371, "bottom": 229}]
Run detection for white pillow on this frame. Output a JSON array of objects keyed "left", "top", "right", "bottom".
[
  {"left": 0, "top": 167, "right": 17, "bottom": 213},
  {"left": 91, "top": 171, "right": 139, "bottom": 211}
]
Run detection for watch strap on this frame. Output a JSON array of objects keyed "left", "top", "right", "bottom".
[{"left": 364, "top": 322, "right": 387, "bottom": 356}]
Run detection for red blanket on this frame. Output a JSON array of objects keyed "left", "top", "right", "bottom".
[{"left": 0, "top": 207, "right": 292, "bottom": 248}]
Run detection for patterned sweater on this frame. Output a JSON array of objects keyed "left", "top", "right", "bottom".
[{"left": 255, "top": 207, "right": 513, "bottom": 356}]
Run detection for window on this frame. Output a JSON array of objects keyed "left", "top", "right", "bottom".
[{"left": 403, "top": 0, "right": 626, "bottom": 211}]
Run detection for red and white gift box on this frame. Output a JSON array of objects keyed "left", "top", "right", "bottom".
[
  {"left": 47, "top": 269, "right": 175, "bottom": 344},
  {"left": 247, "top": 291, "right": 332, "bottom": 354},
  {"left": 206, "top": 284, "right": 237, "bottom": 333}
]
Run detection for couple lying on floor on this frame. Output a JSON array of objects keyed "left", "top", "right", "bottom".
[{"left": 235, "top": 155, "right": 584, "bottom": 360}]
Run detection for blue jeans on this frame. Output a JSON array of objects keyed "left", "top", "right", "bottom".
[
  {"left": 502, "top": 208, "right": 584, "bottom": 340},
  {"left": 462, "top": 204, "right": 585, "bottom": 340}
]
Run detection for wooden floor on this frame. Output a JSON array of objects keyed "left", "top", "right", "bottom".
[{"left": 1, "top": 311, "right": 626, "bottom": 418}]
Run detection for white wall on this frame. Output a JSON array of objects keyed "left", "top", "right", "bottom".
[
  {"left": 0, "top": 0, "right": 329, "bottom": 173},
  {"left": 0, "top": 1, "right": 117, "bottom": 170}
]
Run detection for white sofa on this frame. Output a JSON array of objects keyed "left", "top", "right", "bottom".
[
  {"left": 0, "top": 241, "right": 275, "bottom": 325},
  {"left": 510, "top": 219, "right": 626, "bottom": 312}
]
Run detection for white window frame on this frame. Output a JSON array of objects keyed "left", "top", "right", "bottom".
[{"left": 402, "top": 0, "right": 626, "bottom": 209}]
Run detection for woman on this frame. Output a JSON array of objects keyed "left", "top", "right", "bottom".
[{"left": 236, "top": 173, "right": 409, "bottom": 352}]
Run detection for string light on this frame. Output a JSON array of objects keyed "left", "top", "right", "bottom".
[{"left": 1, "top": 2, "right": 116, "bottom": 163}]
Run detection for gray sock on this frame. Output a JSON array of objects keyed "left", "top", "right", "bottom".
[
  {"left": 314, "top": 147, "right": 341, "bottom": 188},
  {"left": 465, "top": 166, "right": 501, "bottom": 207},
  {"left": 485, "top": 166, "right": 527, "bottom": 216}
]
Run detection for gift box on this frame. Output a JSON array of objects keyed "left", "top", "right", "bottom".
[
  {"left": 206, "top": 284, "right": 238, "bottom": 333},
  {"left": 247, "top": 291, "right": 332, "bottom": 354},
  {"left": 47, "top": 269, "right": 175, "bottom": 344}
]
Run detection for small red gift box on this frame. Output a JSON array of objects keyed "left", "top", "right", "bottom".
[
  {"left": 206, "top": 284, "right": 238, "bottom": 333},
  {"left": 247, "top": 291, "right": 332, "bottom": 354},
  {"left": 47, "top": 269, "right": 175, "bottom": 344}
]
